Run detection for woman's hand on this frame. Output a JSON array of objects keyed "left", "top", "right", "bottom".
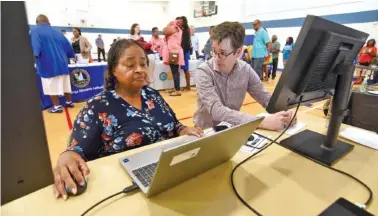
[
  {"left": 53, "top": 151, "right": 90, "bottom": 200},
  {"left": 259, "top": 111, "right": 297, "bottom": 131},
  {"left": 179, "top": 127, "right": 204, "bottom": 137}
]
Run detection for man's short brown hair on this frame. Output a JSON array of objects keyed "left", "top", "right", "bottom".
[{"left": 210, "top": 22, "right": 245, "bottom": 50}]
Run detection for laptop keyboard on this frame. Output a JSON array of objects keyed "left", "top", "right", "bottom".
[{"left": 132, "top": 162, "right": 158, "bottom": 187}]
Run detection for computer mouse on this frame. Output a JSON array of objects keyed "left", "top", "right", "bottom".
[
  {"left": 248, "top": 135, "right": 255, "bottom": 142},
  {"left": 65, "top": 177, "right": 87, "bottom": 196},
  {"left": 213, "top": 125, "right": 229, "bottom": 132}
]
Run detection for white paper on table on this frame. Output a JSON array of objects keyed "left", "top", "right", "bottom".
[
  {"left": 256, "top": 113, "right": 306, "bottom": 135},
  {"left": 339, "top": 127, "right": 378, "bottom": 150},
  {"left": 367, "top": 90, "right": 378, "bottom": 95}
]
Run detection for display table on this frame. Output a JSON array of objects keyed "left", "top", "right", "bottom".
[
  {"left": 353, "top": 65, "right": 378, "bottom": 84},
  {"left": 151, "top": 60, "right": 203, "bottom": 90},
  {"left": 344, "top": 91, "right": 378, "bottom": 132},
  {"left": 38, "top": 61, "right": 204, "bottom": 109},
  {"left": 38, "top": 62, "right": 107, "bottom": 109},
  {"left": 2, "top": 113, "right": 378, "bottom": 215}
]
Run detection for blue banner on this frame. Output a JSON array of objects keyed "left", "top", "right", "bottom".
[{"left": 38, "top": 64, "right": 107, "bottom": 109}]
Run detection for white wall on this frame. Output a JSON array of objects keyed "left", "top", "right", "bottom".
[
  {"left": 25, "top": 0, "right": 169, "bottom": 29},
  {"left": 26, "top": 0, "right": 170, "bottom": 52},
  {"left": 26, "top": 0, "right": 378, "bottom": 64},
  {"left": 177, "top": 0, "right": 378, "bottom": 68}
]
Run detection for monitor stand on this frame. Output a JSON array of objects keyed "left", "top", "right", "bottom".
[
  {"left": 280, "top": 63, "right": 355, "bottom": 166},
  {"left": 280, "top": 130, "right": 353, "bottom": 166}
]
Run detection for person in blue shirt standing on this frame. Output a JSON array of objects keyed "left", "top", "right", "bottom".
[
  {"left": 282, "top": 37, "right": 294, "bottom": 68},
  {"left": 95, "top": 34, "right": 106, "bottom": 62},
  {"left": 30, "top": 14, "right": 75, "bottom": 113},
  {"left": 203, "top": 26, "right": 214, "bottom": 60},
  {"left": 251, "top": 20, "right": 271, "bottom": 80}
]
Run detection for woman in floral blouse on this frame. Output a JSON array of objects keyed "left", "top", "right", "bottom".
[{"left": 53, "top": 39, "right": 203, "bottom": 200}]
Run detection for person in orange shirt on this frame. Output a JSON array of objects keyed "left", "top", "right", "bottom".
[
  {"left": 355, "top": 39, "right": 377, "bottom": 84},
  {"left": 359, "top": 39, "right": 376, "bottom": 66}
]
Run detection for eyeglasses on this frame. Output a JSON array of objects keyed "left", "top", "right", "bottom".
[{"left": 211, "top": 50, "right": 235, "bottom": 60}]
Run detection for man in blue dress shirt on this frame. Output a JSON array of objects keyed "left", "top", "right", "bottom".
[
  {"left": 251, "top": 19, "right": 271, "bottom": 80},
  {"left": 30, "top": 14, "right": 75, "bottom": 113}
]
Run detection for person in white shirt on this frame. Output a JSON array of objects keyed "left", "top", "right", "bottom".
[{"left": 190, "top": 25, "right": 200, "bottom": 59}]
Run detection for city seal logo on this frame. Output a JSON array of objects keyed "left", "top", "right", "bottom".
[
  {"left": 70, "top": 69, "right": 90, "bottom": 88},
  {"left": 159, "top": 72, "right": 168, "bottom": 81}
]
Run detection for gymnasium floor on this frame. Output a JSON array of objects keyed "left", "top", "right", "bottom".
[{"left": 42, "top": 72, "right": 326, "bottom": 165}]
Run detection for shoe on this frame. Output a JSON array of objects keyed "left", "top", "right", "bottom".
[
  {"left": 183, "top": 87, "right": 191, "bottom": 91},
  {"left": 167, "top": 89, "right": 175, "bottom": 93},
  {"left": 169, "top": 91, "right": 182, "bottom": 96},
  {"left": 65, "top": 101, "right": 75, "bottom": 108},
  {"left": 48, "top": 106, "right": 63, "bottom": 113}
]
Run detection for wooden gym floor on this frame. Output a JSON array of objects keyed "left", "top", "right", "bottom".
[{"left": 42, "top": 72, "right": 326, "bottom": 165}]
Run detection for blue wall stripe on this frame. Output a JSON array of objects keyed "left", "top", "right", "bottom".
[
  {"left": 195, "top": 10, "right": 378, "bottom": 32},
  {"left": 29, "top": 10, "right": 378, "bottom": 34}
]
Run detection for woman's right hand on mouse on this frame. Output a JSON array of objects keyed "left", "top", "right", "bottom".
[{"left": 53, "top": 151, "right": 90, "bottom": 200}]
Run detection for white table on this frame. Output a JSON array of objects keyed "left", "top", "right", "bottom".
[{"left": 151, "top": 60, "right": 204, "bottom": 90}]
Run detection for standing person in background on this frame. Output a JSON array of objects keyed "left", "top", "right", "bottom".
[
  {"left": 61, "top": 30, "right": 66, "bottom": 35},
  {"left": 356, "top": 39, "right": 377, "bottom": 84},
  {"left": 111, "top": 39, "right": 117, "bottom": 47},
  {"left": 177, "top": 16, "right": 192, "bottom": 91},
  {"left": 203, "top": 26, "right": 214, "bottom": 60},
  {"left": 251, "top": 20, "right": 271, "bottom": 80},
  {"left": 95, "top": 34, "right": 106, "bottom": 62},
  {"left": 190, "top": 25, "right": 200, "bottom": 59},
  {"left": 162, "top": 19, "right": 185, "bottom": 96},
  {"left": 282, "top": 37, "right": 294, "bottom": 68},
  {"left": 30, "top": 15, "right": 75, "bottom": 113},
  {"left": 150, "top": 27, "right": 164, "bottom": 58},
  {"left": 71, "top": 27, "right": 92, "bottom": 64},
  {"left": 130, "top": 24, "right": 155, "bottom": 85},
  {"left": 129, "top": 23, "right": 142, "bottom": 40},
  {"left": 271, "top": 35, "right": 280, "bottom": 80},
  {"left": 359, "top": 39, "right": 376, "bottom": 66}
]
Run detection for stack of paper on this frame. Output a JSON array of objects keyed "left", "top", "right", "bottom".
[{"left": 339, "top": 127, "right": 378, "bottom": 150}]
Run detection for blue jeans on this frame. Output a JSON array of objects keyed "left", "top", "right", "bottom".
[
  {"left": 169, "top": 64, "right": 180, "bottom": 91},
  {"left": 251, "top": 58, "right": 264, "bottom": 78}
]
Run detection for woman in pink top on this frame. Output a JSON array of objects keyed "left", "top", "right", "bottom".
[
  {"left": 150, "top": 27, "right": 164, "bottom": 58},
  {"left": 162, "top": 20, "right": 184, "bottom": 96}
]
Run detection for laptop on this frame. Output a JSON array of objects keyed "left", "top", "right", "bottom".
[{"left": 119, "top": 117, "right": 264, "bottom": 197}]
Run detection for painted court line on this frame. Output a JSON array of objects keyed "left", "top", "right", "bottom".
[{"left": 64, "top": 107, "right": 73, "bottom": 131}]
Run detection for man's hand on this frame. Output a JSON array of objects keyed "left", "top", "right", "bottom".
[
  {"left": 179, "top": 127, "right": 204, "bottom": 137},
  {"left": 259, "top": 111, "right": 297, "bottom": 131}
]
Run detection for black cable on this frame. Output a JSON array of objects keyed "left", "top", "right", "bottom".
[
  {"left": 230, "top": 96, "right": 303, "bottom": 216},
  {"left": 81, "top": 183, "right": 139, "bottom": 216},
  {"left": 253, "top": 131, "right": 373, "bottom": 207}
]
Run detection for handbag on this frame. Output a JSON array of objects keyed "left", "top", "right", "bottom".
[
  {"left": 168, "top": 52, "right": 179, "bottom": 65},
  {"left": 137, "top": 37, "right": 152, "bottom": 51}
]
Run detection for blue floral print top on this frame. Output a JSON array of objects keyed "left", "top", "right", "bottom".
[{"left": 67, "top": 86, "right": 185, "bottom": 161}]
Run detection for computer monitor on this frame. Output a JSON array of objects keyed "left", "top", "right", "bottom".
[
  {"left": 1, "top": 2, "right": 54, "bottom": 204},
  {"left": 266, "top": 15, "right": 369, "bottom": 166}
]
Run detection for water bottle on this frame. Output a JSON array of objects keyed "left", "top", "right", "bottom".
[
  {"left": 154, "top": 52, "right": 160, "bottom": 61},
  {"left": 359, "top": 76, "right": 368, "bottom": 93}
]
